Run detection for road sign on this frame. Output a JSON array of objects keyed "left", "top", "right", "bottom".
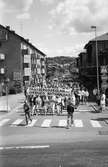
[{"left": 100, "top": 66, "right": 108, "bottom": 74}]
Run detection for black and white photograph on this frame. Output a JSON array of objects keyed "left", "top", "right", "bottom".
[{"left": 0, "top": 0, "right": 108, "bottom": 166}]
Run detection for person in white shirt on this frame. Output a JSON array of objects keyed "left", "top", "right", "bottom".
[
  {"left": 80, "top": 89, "right": 84, "bottom": 104},
  {"left": 51, "top": 94, "right": 56, "bottom": 115},
  {"left": 56, "top": 95, "right": 62, "bottom": 115},
  {"left": 67, "top": 92, "right": 76, "bottom": 129},
  {"left": 84, "top": 89, "right": 89, "bottom": 104},
  {"left": 100, "top": 91, "right": 106, "bottom": 112}
]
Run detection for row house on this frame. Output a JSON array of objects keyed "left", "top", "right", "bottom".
[
  {"left": 0, "top": 24, "right": 46, "bottom": 93},
  {"left": 78, "top": 33, "right": 108, "bottom": 96}
]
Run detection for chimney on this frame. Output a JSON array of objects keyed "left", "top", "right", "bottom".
[
  {"left": 6, "top": 26, "right": 10, "bottom": 30},
  {"left": 11, "top": 30, "right": 15, "bottom": 33},
  {"left": 26, "top": 39, "right": 29, "bottom": 42}
]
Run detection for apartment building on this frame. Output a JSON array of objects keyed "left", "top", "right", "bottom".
[
  {"left": 78, "top": 33, "right": 108, "bottom": 95},
  {"left": 0, "top": 24, "right": 46, "bottom": 93}
]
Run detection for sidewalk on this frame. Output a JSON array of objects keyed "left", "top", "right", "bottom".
[
  {"left": 90, "top": 102, "right": 108, "bottom": 113},
  {"left": 0, "top": 93, "right": 25, "bottom": 117}
]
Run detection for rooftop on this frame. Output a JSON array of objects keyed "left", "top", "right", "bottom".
[{"left": 91, "top": 32, "right": 108, "bottom": 41}]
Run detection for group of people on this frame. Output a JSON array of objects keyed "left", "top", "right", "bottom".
[
  {"left": 74, "top": 88, "right": 89, "bottom": 106},
  {"left": 23, "top": 84, "right": 90, "bottom": 128},
  {"left": 23, "top": 90, "right": 76, "bottom": 128}
]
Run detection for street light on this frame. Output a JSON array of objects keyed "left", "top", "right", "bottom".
[
  {"left": 91, "top": 26, "right": 100, "bottom": 96},
  {"left": 5, "top": 78, "right": 10, "bottom": 112}
]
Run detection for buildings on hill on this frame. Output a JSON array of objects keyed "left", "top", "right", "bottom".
[
  {"left": 78, "top": 32, "right": 108, "bottom": 96},
  {"left": 0, "top": 24, "right": 46, "bottom": 94}
]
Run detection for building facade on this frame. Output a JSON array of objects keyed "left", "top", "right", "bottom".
[
  {"left": 0, "top": 24, "right": 46, "bottom": 93},
  {"left": 78, "top": 33, "right": 108, "bottom": 96}
]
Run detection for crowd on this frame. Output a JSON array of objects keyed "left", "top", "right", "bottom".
[
  {"left": 23, "top": 78, "right": 107, "bottom": 128},
  {"left": 23, "top": 82, "right": 90, "bottom": 128}
]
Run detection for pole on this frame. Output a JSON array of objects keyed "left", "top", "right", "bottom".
[
  {"left": 91, "top": 26, "right": 100, "bottom": 96},
  {"left": 94, "top": 27, "right": 100, "bottom": 96},
  {"left": 6, "top": 84, "right": 8, "bottom": 112}
]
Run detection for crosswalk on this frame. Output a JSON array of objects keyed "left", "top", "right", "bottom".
[{"left": 0, "top": 117, "right": 107, "bottom": 128}]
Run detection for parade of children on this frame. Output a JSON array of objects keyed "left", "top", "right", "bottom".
[{"left": 23, "top": 80, "right": 92, "bottom": 127}]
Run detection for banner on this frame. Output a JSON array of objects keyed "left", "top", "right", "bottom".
[{"left": 29, "top": 87, "right": 71, "bottom": 96}]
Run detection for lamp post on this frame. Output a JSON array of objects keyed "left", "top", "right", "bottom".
[
  {"left": 91, "top": 26, "right": 100, "bottom": 96},
  {"left": 5, "top": 78, "right": 10, "bottom": 112}
]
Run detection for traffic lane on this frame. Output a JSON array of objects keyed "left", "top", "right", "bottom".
[
  {"left": 0, "top": 126, "right": 108, "bottom": 146},
  {"left": 0, "top": 140, "right": 108, "bottom": 167}
]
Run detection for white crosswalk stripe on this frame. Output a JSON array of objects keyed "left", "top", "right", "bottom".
[
  {"left": 0, "top": 119, "right": 10, "bottom": 126},
  {"left": 58, "top": 120, "right": 67, "bottom": 127},
  {"left": 11, "top": 119, "right": 23, "bottom": 127},
  {"left": 90, "top": 120, "right": 102, "bottom": 127},
  {"left": 26, "top": 119, "right": 37, "bottom": 127},
  {"left": 74, "top": 119, "right": 83, "bottom": 127},
  {"left": 0, "top": 118, "right": 104, "bottom": 128},
  {"left": 41, "top": 119, "right": 52, "bottom": 127}
]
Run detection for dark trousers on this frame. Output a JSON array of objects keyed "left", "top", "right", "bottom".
[
  {"left": 67, "top": 112, "right": 74, "bottom": 127},
  {"left": 25, "top": 112, "right": 32, "bottom": 125}
]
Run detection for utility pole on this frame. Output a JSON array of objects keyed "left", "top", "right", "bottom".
[{"left": 91, "top": 26, "right": 100, "bottom": 96}]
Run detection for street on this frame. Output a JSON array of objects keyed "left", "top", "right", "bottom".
[
  {"left": 1, "top": 0, "right": 108, "bottom": 166},
  {"left": 0, "top": 141, "right": 108, "bottom": 167},
  {"left": 0, "top": 94, "right": 108, "bottom": 166}
]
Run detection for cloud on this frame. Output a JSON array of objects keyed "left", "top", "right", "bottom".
[
  {"left": 3, "top": 0, "right": 33, "bottom": 12},
  {"left": 50, "top": 0, "right": 108, "bottom": 33},
  {"left": 0, "top": 0, "right": 5, "bottom": 23},
  {"left": 16, "top": 12, "right": 30, "bottom": 20},
  {"left": 2, "top": 0, "right": 33, "bottom": 20},
  {"left": 40, "top": 0, "right": 55, "bottom": 5},
  {"left": 56, "top": 44, "right": 84, "bottom": 57}
]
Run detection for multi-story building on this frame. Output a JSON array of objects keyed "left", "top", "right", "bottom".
[
  {"left": 78, "top": 33, "right": 108, "bottom": 96},
  {"left": 0, "top": 24, "right": 46, "bottom": 93}
]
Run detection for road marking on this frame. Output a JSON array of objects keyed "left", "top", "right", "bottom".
[
  {"left": 0, "top": 145, "right": 50, "bottom": 150},
  {"left": 58, "top": 120, "right": 67, "bottom": 127},
  {"left": 11, "top": 119, "right": 23, "bottom": 127},
  {"left": 26, "top": 119, "right": 37, "bottom": 127},
  {"left": 0, "top": 119, "right": 10, "bottom": 126},
  {"left": 90, "top": 120, "right": 102, "bottom": 127},
  {"left": 41, "top": 119, "right": 52, "bottom": 127},
  {"left": 74, "top": 119, "right": 83, "bottom": 127}
]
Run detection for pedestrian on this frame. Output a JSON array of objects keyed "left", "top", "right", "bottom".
[
  {"left": 67, "top": 92, "right": 75, "bottom": 129},
  {"left": 31, "top": 95, "right": 37, "bottom": 116},
  {"left": 81, "top": 88, "right": 85, "bottom": 104},
  {"left": 44, "top": 93, "right": 49, "bottom": 115},
  {"left": 56, "top": 95, "right": 61, "bottom": 115},
  {"left": 84, "top": 88, "right": 89, "bottom": 104},
  {"left": 51, "top": 94, "right": 56, "bottom": 115},
  {"left": 100, "top": 91, "right": 106, "bottom": 112},
  {"left": 23, "top": 100, "right": 32, "bottom": 125},
  {"left": 74, "top": 90, "right": 80, "bottom": 107},
  {"left": 35, "top": 95, "right": 42, "bottom": 115}
]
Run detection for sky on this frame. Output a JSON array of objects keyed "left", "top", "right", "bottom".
[{"left": 0, "top": 0, "right": 108, "bottom": 57}]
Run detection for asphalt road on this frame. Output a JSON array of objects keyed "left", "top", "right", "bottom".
[
  {"left": 0, "top": 140, "right": 108, "bottom": 167},
  {"left": 0, "top": 94, "right": 108, "bottom": 167}
]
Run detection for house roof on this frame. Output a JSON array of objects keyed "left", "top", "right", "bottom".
[
  {"left": 0, "top": 24, "right": 46, "bottom": 57},
  {"left": 91, "top": 32, "right": 108, "bottom": 41},
  {"left": 84, "top": 32, "right": 108, "bottom": 49}
]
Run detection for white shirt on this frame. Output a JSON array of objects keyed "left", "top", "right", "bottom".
[
  {"left": 100, "top": 94, "right": 106, "bottom": 105},
  {"left": 71, "top": 94, "right": 76, "bottom": 105}
]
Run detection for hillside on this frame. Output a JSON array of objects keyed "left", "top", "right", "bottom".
[{"left": 46, "top": 56, "right": 78, "bottom": 82}]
